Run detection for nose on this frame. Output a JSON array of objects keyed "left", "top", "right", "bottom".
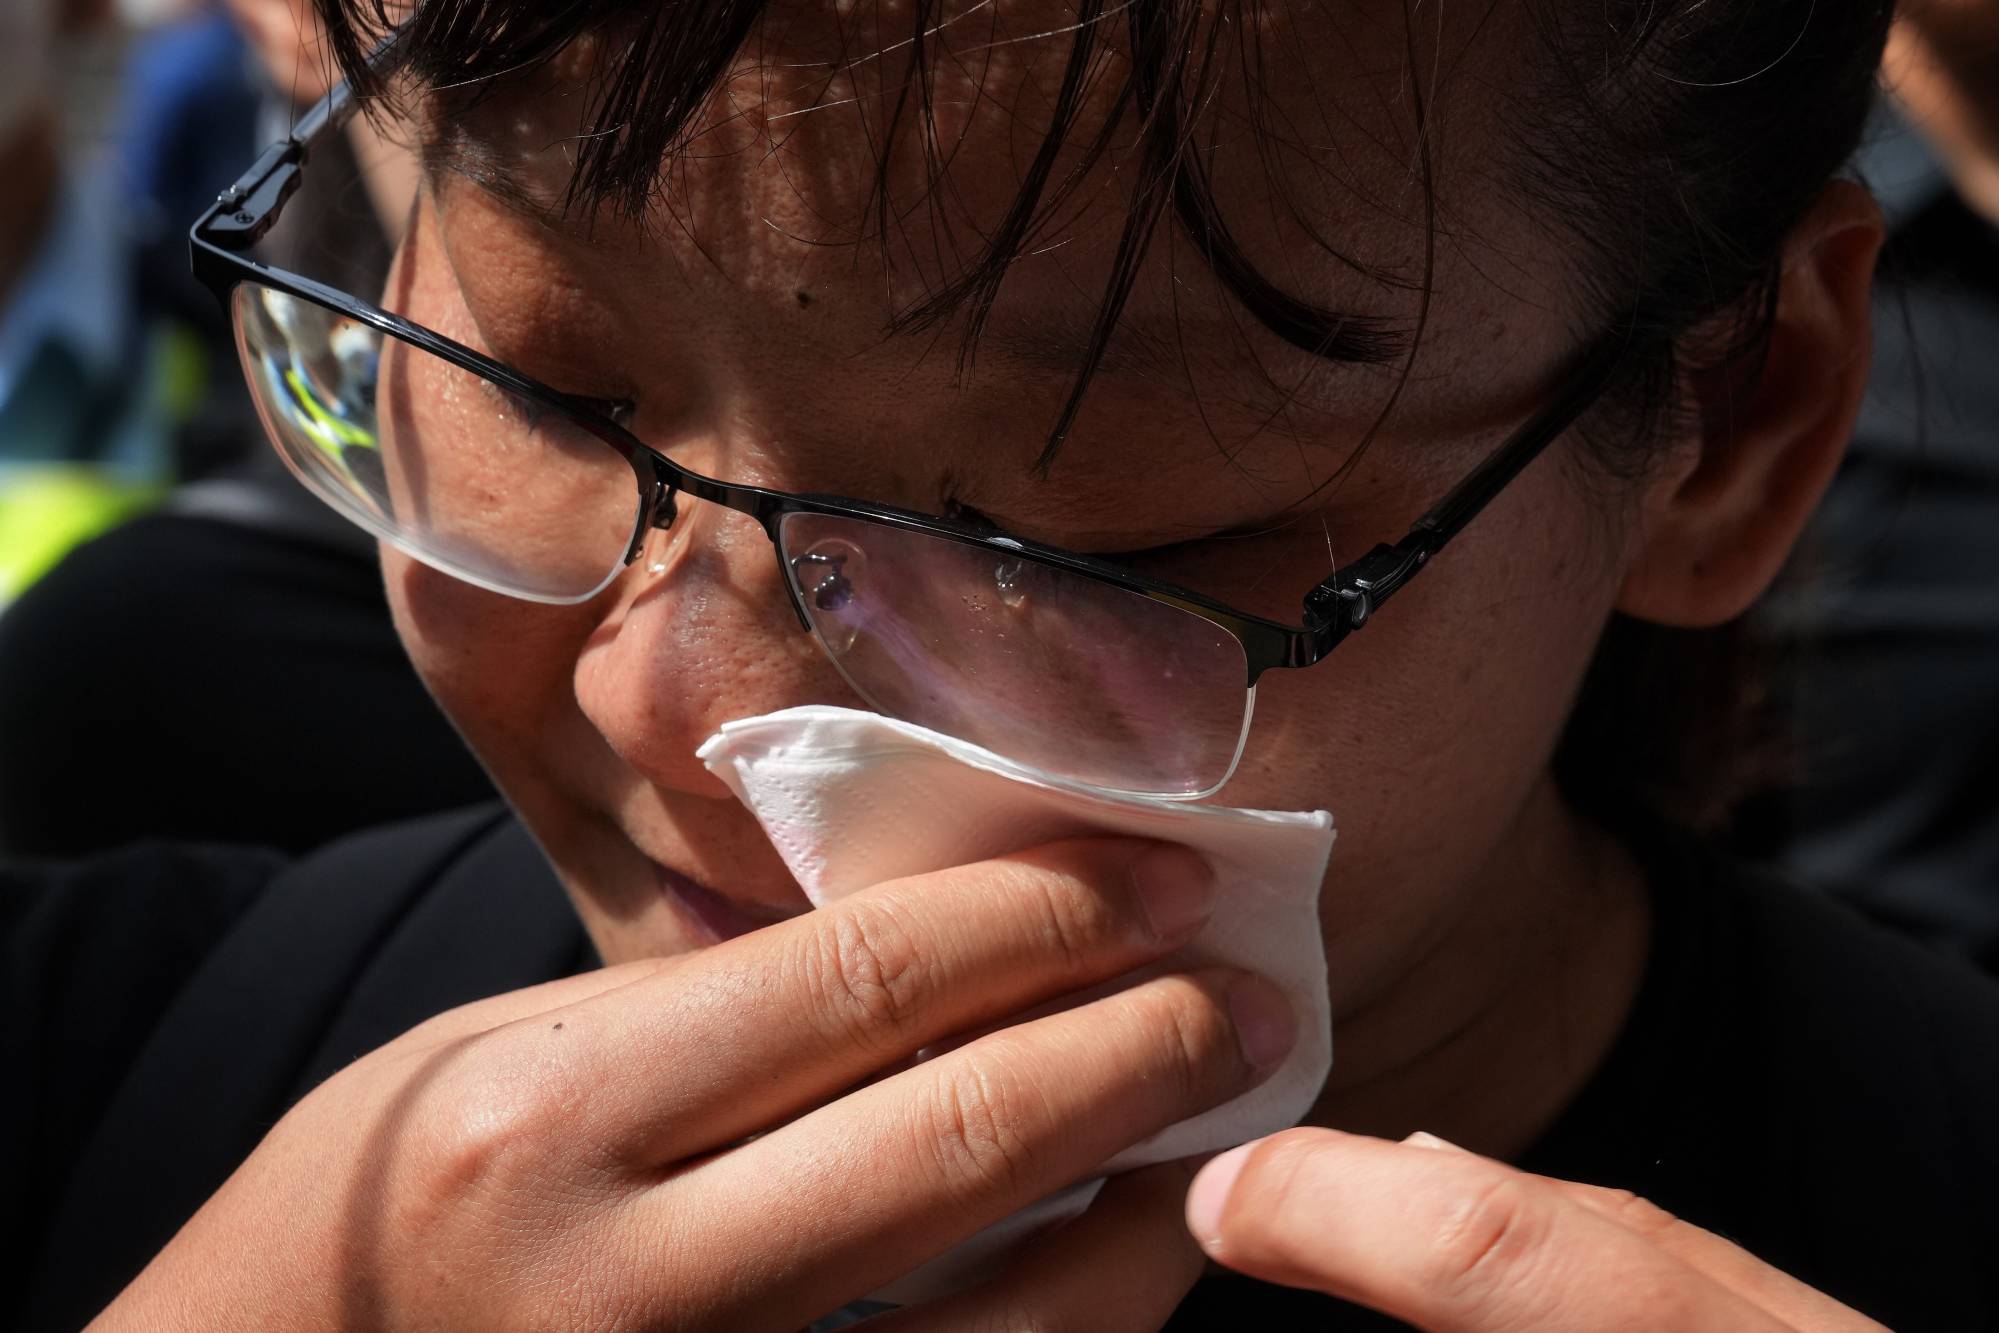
[{"left": 572, "top": 497, "right": 860, "bottom": 797}]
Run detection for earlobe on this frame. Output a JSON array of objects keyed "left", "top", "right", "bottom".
[{"left": 1616, "top": 180, "right": 1886, "bottom": 629}]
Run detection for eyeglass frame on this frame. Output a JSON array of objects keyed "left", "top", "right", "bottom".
[{"left": 190, "top": 68, "right": 1627, "bottom": 701}]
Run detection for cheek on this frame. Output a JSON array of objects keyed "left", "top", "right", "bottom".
[
  {"left": 382, "top": 547, "right": 602, "bottom": 797},
  {"left": 1239, "top": 562, "right": 1607, "bottom": 809},
  {"left": 1234, "top": 453, "right": 1622, "bottom": 795},
  {"left": 1215, "top": 476, "right": 1624, "bottom": 991}
]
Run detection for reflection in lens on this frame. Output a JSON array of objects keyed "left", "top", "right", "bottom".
[
  {"left": 790, "top": 537, "right": 865, "bottom": 653},
  {"left": 237, "top": 287, "right": 389, "bottom": 517},
  {"left": 993, "top": 555, "right": 1028, "bottom": 609},
  {"left": 232, "top": 282, "right": 645, "bottom": 602},
  {"left": 779, "top": 511, "right": 1251, "bottom": 796}
]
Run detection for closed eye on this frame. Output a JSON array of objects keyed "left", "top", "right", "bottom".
[
  {"left": 575, "top": 395, "right": 638, "bottom": 431},
  {"left": 487, "top": 380, "right": 636, "bottom": 435},
  {"left": 539, "top": 392, "right": 637, "bottom": 432}
]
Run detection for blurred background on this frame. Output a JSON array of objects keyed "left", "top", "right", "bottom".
[
  {"left": 0, "top": 0, "right": 1993, "bottom": 975},
  {"left": 0, "top": 0, "right": 493, "bottom": 857}
]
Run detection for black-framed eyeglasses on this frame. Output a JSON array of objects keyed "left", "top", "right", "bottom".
[{"left": 191, "top": 71, "right": 1624, "bottom": 800}]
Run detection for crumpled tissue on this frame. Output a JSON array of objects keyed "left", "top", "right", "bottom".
[{"left": 697, "top": 705, "right": 1334, "bottom": 1302}]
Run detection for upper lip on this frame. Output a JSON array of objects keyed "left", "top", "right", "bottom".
[
  {"left": 591, "top": 790, "right": 813, "bottom": 921},
  {"left": 682, "top": 873, "right": 808, "bottom": 924}
]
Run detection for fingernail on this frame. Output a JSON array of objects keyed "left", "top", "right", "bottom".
[
  {"left": 1186, "top": 1143, "right": 1253, "bottom": 1246},
  {"left": 1131, "top": 845, "right": 1216, "bottom": 941},
  {"left": 1402, "top": 1130, "right": 1466, "bottom": 1153},
  {"left": 1228, "top": 975, "right": 1296, "bottom": 1070}
]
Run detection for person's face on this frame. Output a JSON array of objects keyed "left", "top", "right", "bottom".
[{"left": 378, "top": 1, "right": 1649, "bottom": 1012}]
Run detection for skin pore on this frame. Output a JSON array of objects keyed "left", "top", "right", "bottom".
[{"left": 380, "top": 0, "right": 1658, "bottom": 1161}]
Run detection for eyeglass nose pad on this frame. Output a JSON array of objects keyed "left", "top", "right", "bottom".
[
  {"left": 647, "top": 485, "right": 680, "bottom": 531},
  {"left": 640, "top": 486, "right": 682, "bottom": 575},
  {"left": 790, "top": 536, "right": 866, "bottom": 655}
]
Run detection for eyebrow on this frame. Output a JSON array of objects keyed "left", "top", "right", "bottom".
[{"left": 421, "top": 133, "right": 571, "bottom": 227}]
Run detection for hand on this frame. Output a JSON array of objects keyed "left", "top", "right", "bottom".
[
  {"left": 1186, "top": 1128, "right": 1889, "bottom": 1331},
  {"left": 859, "top": 1158, "right": 1213, "bottom": 1332},
  {"left": 94, "top": 839, "right": 1295, "bottom": 1332}
]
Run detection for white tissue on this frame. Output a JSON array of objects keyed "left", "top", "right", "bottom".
[{"left": 697, "top": 705, "right": 1334, "bottom": 1302}]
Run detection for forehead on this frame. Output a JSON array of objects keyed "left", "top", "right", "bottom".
[{"left": 415, "top": 0, "right": 1577, "bottom": 437}]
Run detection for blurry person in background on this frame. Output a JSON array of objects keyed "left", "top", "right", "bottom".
[
  {"left": 1756, "top": 1, "right": 1999, "bottom": 974},
  {"left": 0, "top": 0, "right": 492, "bottom": 856},
  {"left": 0, "top": 0, "right": 178, "bottom": 605}
]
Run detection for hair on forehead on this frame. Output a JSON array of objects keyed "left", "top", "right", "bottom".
[
  {"left": 319, "top": 0, "right": 1901, "bottom": 853},
  {"left": 317, "top": 0, "right": 1412, "bottom": 466}
]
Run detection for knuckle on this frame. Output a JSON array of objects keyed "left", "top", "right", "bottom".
[
  {"left": 1423, "top": 1170, "right": 1557, "bottom": 1313},
  {"left": 912, "top": 1048, "right": 1047, "bottom": 1202},
  {"left": 986, "top": 850, "right": 1119, "bottom": 975},
  {"left": 1593, "top": 1187, "right": 1682, "bottom": 1241},
  {"left": 385, "top": 1039, "right": 594, "bottom": 1238},
  {"left": 425, "top": 1058, "right": 571, "bottom": 1183},
  {"left": 1016, "top": 861, "right": 1114, "bottom": 977},
  {"left": 807, "top": 899, "right": 931, "bottom": 1049},
  {"left": 1124, "top": 978, "right": 1229, "bottom": 1104}
]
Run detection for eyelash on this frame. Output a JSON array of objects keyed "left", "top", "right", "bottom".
[
  {"left": 580, "top": 396, "right": 638, "bottom": 430},
  {"left": 499, "top": 384, "right": 636, "bottom": 434}
]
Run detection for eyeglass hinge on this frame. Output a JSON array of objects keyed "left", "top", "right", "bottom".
[
  {"left": 200, "top": 141, "right": 306, "bottom": 250},
  {"left": 1308, "top": 541, "right": 1431, "bottom": 633}
]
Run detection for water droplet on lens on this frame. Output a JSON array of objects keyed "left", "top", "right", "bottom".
[{"left": 995, "top": 557, "right": 1028, "bottom": 609}]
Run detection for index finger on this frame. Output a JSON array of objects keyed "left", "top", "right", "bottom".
[
  {"left": 1403, "top": 1136, "right": 1890, "bottom": 1330},
  {"left": 544, "top": 837, "right": 1219, "bottom": 1165},
  {"left": 1549, "top": 1177, "right": 1889, "bottom": 1330},
  {"left": 1188, "top": 1129, "right": 1796, "bottom": 1332}
]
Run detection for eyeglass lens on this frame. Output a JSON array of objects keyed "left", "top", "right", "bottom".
[
  {"left": 233, "top": 280, "right": 1254, "bottom": 795},
  {"left": 231, "top": 281, "right": 645, "bottom": 603},
  {"left": 778, "top": 511, "right": 1254, "bottom": 796}
]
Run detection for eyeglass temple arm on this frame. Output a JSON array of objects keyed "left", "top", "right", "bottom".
[
  {"left": 1301, "top": 335, "right": 1626, "bottom": 641},
  {"left": 198, "top": 58, "right": 369, "bottom": 251}
]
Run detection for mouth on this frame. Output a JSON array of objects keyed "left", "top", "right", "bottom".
[{"left": 651, "top": 860, "right": 806, "bottom": 944}]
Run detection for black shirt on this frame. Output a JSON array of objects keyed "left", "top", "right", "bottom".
[
  {"left": 0, "top": 506, "right": 494, "bottom": 858},
  {"left": 9, "top": 807, "right": 1999, "bottom": 1330}
]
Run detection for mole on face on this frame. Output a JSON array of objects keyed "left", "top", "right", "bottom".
[{"left": 795, "top": 290, "right": 813, "bottom": 308}]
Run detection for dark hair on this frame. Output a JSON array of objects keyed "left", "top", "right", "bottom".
[
  {"left": 1516, "top": 5, "right": 1894, "bottom": 830},
  {"left": 314, "top": 0, "right": 1893, "bottom": 827}
]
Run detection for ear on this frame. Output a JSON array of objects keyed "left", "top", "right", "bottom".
[{"left": 1616, "top": 180, "right": 1885, "bottom": 629}]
